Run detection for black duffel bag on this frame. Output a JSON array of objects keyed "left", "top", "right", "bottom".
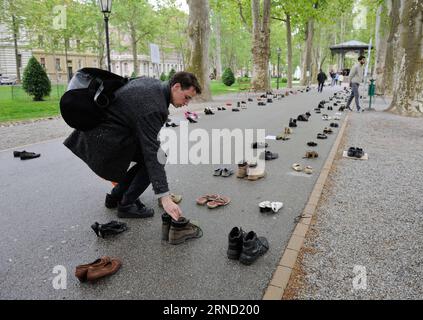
[{"left": 60, "top": 68, "right": 129, "bottom": 131}]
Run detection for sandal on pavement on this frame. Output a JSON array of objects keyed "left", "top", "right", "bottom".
[
  {"left": 196, "top": 194, "right": 219, "bottom": 205},
  {"left": 207, "top": 196, "right": 231, "bottom": 209}
]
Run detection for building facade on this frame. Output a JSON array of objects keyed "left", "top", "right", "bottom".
[
  {"left": 111, "top": 50, "right": 184, "bottom": 78},
  {"left": 1, "top": 23, "right": 185, "bottom": 83}
]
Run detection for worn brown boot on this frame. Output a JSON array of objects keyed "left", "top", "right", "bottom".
[
  {"left": 237, "top": 161, "right": 248, "bottom": 178},
  {"left": 168, "top": 217, "right": 203, "bottom": 245},
  {"left": 161, "top": 212, "right": 172, "bottom": 241}
]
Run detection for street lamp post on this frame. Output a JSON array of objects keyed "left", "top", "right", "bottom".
[
  {"left": 99, "top": 0, "right": 112, "bottom": 72},
  {"left": 276, "top": 47, "right": 281, "bottom": 90}
]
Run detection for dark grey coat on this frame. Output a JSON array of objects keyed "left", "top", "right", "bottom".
[{"left": 63, "top": 77, "right": 171, "bottom": 195}]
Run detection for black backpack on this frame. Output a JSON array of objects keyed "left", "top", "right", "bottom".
[{"left": 60, "top": 68, "right": 130, "bottom": 131}]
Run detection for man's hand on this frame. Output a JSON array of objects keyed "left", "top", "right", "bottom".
[{"left": 161, "top": 195, "right": 182, "bottom": 221}]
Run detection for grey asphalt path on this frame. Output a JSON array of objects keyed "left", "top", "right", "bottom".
[{"left": 0, "top": 86, "right": 345, "bottom": 299}]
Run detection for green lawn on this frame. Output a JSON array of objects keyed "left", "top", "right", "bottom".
[
  {"left": 0, "top": 79, "right": 292, "bottom": 123},
  {"left": 0, "top": 85, "right": 65, "bottom": 123}
]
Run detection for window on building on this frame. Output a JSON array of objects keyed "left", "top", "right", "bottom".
[
  {"left": 56, "top": 58, "right": 61, "bottom": 71},
  {"left": 124, "top": 63, "right": 128, "bottom": 74},
  {"left": 144, "top": 63, "right": 147, "bottom": 74},
  {"left": 76, "top": 40, "right": 81, "bottom": 51},
  {"left": 78, "top": 59, "right": 82, "bottom": 69},
  {"left": 40, "top": 58, "right": 46, "bottom": 69},
  {"left": 65, "top": 38, "right": 70, "bottom": 49},
  {"left": 93, "top": 60, "right": 97, "bottom": 67}
]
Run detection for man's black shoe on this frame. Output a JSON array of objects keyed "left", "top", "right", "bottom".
[
  {"left": 18, "top": 151, "right": 41, "bottom": 160},
  {"left": 347, "top": 147, "right": 356, "bottom": 157},
  {"left": 106, "top": 193, "right": 145, "bottom": 209},
  {"left": 289, "top": 118, "right": 297, "bottom": 127},
  {"left": 227, "top": 227, "right": 245, "bottom": 260},
  {"left": 117, "top": 201, "right": 154, "bottom": 218},
  {"left": 239, "top": 231, "right": 269, "bottom": 265},
  {"left": 355, "top": 148, "right": 364, "bottom": 158}
]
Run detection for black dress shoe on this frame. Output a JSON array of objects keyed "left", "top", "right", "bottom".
[
  {"left": 117, "top": 201, "right": 154, "bottom": 218},
  {"left": 105, "top": 194, "right": 144, "bottom": 209},
  {"left": 289, "top": 118, "right": 297, "bottom": 127},
  {"left": 354, "top": 148, "right": 364, "bottom": 158},
  {"left": 347, "top": 147, "right": 356, "bottom": 157},
  {"left": 19, "top": 151, "right": 41, "bottom": 160},
  {"left": 91, "top": 221, "right": 128, "bottom": 238}
]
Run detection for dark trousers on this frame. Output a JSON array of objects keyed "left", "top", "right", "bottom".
[
  {"left": 110, "top": 163, "right": 151, "bottom": 205},
  {"left": 318, "top": 82, "right": 324, "bottom": 92},
  {"left": 346, "top": 83, "right": 361, "bottom": 110}
]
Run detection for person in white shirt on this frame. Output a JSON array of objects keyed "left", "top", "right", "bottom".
[{"left": 346, "top": 55, "right": 366, "bottom": 112}]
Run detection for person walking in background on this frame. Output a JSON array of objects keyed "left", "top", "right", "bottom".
[
  {"left": 317, "top": 69, "right": 327, "bottom": 93},
  {"left": 330, "top": 70, "right": 336, "bottom": 86},
  {"left": 338, "top": 72, "right": 344, "bottom": 86},
  {"left": 346, "top": 55, "right": 366, "bottom": 112},
  {"left": 335, "top": 72, "right": 340, "bottom": 86}
]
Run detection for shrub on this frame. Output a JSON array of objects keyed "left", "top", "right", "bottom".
[
  {"left": 222, "top": 67, "right": 235, "bottom": 86},
  {"left": 168, "top": 68, "right": 176, "bottom": 80},
  {"left": 22, "top": 56, "right": 51, "bottom": 101},
  {"left": 160, "top": 72, "right": 167, "bottom": 81}
]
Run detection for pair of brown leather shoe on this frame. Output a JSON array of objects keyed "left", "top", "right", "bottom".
[{"left": 75, "top": 256, "right": 122, "bottom": 282}]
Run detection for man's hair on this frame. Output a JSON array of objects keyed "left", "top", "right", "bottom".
[
  {"left": 358, "top": 55, "right": 366, "bottom": 61},
  {"left": 169, "top": 72, "right": 202, "bottom": 94}
]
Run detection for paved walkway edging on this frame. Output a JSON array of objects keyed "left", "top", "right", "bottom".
[{"left": 262, "top": 113, "right": 350, "bottom": 300}]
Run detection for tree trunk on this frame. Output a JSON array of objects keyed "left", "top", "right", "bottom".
[
  {"left": 286, "top": 12, "right": 293, "bottom": 88},
  {"left": 301, "top": 19, "right": 314, "bottom": 86},
  {"left": 186, "top": 0, "right": 211, "bottom": 101},
  {"left": 375, "top": 1, "right": 390, "bottom": 94},
  {"left": 387, "top": 0, "right": 423, "bottom": 116},
  {"left": 251, "top": 0, "right": 271, "bottom": 91},
  {"left": 214, "top": 12, "right": 223, "bottom": 80},
  {"left": 130, "top": 24, "right": 139, "bottom": 77},
  {"left": 383, "top": 0, "right": 401, "bottom": 96},
  {"left": 12, "top": 15, "right": 21, "bottom": 83},
  {"left": 64, "top": 36, "right": 69, "bottom": 83}
]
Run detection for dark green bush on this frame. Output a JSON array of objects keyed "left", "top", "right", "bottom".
[
  {"left": 222, "top": 67, "right": 235, "bottom": 86},
  {"left": 22, "top": 56, "right": 51, "bottom": 101},
  {"left": 168, "top": 68, "right": 176, "bottom": 80},
  {"left": 160, "top": 72, "right": 167, "bottom": 81}
]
